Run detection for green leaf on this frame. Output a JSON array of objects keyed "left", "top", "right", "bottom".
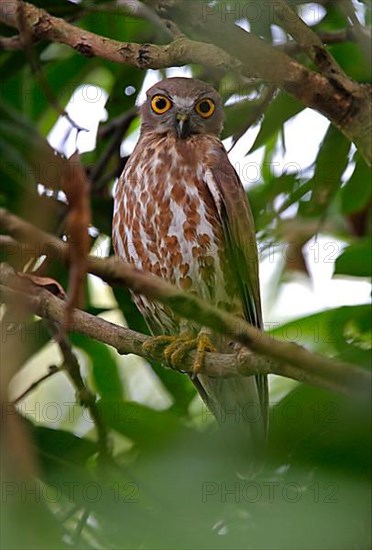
[
  {"left": 112, "top": 285, "right": 149, "bottom": 336},
  {"left": 104, "top": 65, "right": 145, "bottom": 120},
  {"left": 334, "top": 240, "right": 372, "bottom": 277},
  {"left": 97, "top": 400, "right": 187, "bottom": 449},
  {"left": 90, "top": 196, "right": 114, "bottom": 237},
  {"left": 249, "top": 92, "right": 304, "bottom": 153},
  {"left": 313, "top": 4, "right": 347, "bottom": 32},
  {"left": 28, "top": 419, "right": 151, "bottom": 534},
  {"left": 0, "top": 43, "right": 45, "bottom": 82},
  {"left": 34, "top": 425, "right": 98, "bottom": 466},
  {"left": 328, "top": 42, "right": 371, "bottom": 82},
  {"left": 341, "top": 153, "right": 371, "bottom": 214},
  {"left": 1, "top": 486, "right": 67, "bottom": 549},
  {"left": 269, "top": 384, "right": 370, "bottom": 474},
  {"left": 221, "top": 99, "right": 261, "bottom": 140},
  {"left": 30, "top": 0, "right": 81, "bottom": 17},
  {"left": 0, "top": 99, "right": 66, "bottom": 190},
  {"left": 80, "top": 7, "right": 151, "bottom": 44},
  {"left": 262, "top": 129, "right": 280, "bottom": 183},
  {"left": 270, "top": 305, "right": 371, "bottom": 366},
  {"left": 300, "top": 124, "right": 351, "bottom": 216},
  {"left": 71, "top": 333, "right": 124, "bottom": 401}
]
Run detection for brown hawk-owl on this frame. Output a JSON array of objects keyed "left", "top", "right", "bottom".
[{"left": 113, "top": 77, "right": 268, "bottom": 456}]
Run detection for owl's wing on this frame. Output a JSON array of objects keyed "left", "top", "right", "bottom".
[
  {"left": 204, "top": 142, "right": 268, "bottom": 431},
  {"left": 206, "top": 142, "right": 262, "bottom": 328}
]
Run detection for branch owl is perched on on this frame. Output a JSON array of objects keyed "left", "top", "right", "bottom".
[{"left": 113, "top": 77, "right": 268, "bottom": 461}]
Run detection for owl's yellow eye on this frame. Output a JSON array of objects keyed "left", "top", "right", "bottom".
[
  {"left": 151, "top": 95, "right": 172, "bottom": 114},
  {"left": 195, "top": 98, "right": 215, "bottom": 118}
]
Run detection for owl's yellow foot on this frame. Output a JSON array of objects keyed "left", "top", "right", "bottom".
[
  {"left": 170, "top": 332, "right": 217, "bottom": 378},
  {"left": 142, "top": 332, "right": 216, "bottom": 377},
  {"left": 142, "top": 334, "right": 190, "bottom": 365}
]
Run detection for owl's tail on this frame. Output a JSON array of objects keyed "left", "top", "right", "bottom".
[{"left": 195, "top": 373, "right": 268, "bottom": 472}]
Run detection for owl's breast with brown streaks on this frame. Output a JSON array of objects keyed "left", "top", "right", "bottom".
[{"left": 113, "top": 133, "right": 233, "bottom": 316}]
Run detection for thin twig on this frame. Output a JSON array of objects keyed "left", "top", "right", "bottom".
[
  {"left": 97, "top": 108, "right": 138, "bottom": 139},
  {"left": 91, "top": 108, "right": 137, "bottom": 187},
  {"left": 278, "top": 29, "right": 354, "bottom": 57},
  {"left": 13, "top": 364, "right": 60, "bottom": 404},
  {"left": 163, "top": 18, "right": 184, "bottom": 39},
  {"left": 60, "top": 337, "right": 110, "bottom": 458},
  {"left": 59, "top": 503, "right": 81, "bottom": 524},
  {"left": 228, "top": 85, "right": 277, "bottom": 151},
  {"left": 71, "top": 508, "right": 90, "bottom": 548},
  {"left": 16, "top": 0, "right": 87, "bottom": 133},
  {"left": 41, "top": 320, "right": 110, "bottom": 458}
]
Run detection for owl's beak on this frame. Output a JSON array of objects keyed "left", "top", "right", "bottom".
[{"left": 176, "top": 113, "right": 190, "bottom": 139}]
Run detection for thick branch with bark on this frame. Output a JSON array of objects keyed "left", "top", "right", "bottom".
[
  {"left": 0, "top": 209, "right": 370, "bottom": 399},
  {"left": 0, "top": 0, "right": 370, "bottom": 164},
  {"left": 273, "top": 0, "right": 349, "bottom": 81},
  {"left": 0, "top": 0, "right": 237, "bottom": 70}
]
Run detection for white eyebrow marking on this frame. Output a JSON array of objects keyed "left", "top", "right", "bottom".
[{"left": 171, "top": 95, "right": 195, "bottom": 109}]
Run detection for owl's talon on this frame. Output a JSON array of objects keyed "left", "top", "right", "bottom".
[
  {"left": 142, "top": 333, "right": 192, "bottom": 369},
  {"left": 142, "top": 332, "right": 215, "bottom": 376},
  {"left": 142, "top": 335, "right": 175, "bottom": 358},
  {"left": 163, "top": 333, "right": 193, "bottom": 365},
  {"left": 191, "top": 332, "right": 216, "bottom": 379}
]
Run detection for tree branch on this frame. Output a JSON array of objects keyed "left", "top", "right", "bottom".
[
  {"left": 0, "top": 267, "right": 370, "bottom": 399},
  {"left": 278, "top": 29, "right": 354, "bottom": 57},
  {"left": 0, "top": 0, "right": 370, "bottom": 164},
  {"left": 0, "top": 272, "right": 261, "bottom": 379},
  {"left": 0, "top": 33, "right": 23, "bottom": 49},
  {"left": 0, "top": 0, "right": 237, "bottom": 71},
  {"left": 0, "top": 210, "right": 370, "bottom": 399},
  {"left": 273, "top": 0, "right": 349, "bottom": 82}
]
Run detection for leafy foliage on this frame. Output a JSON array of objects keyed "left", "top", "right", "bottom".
[{"left": 1, "top": 1, "right": 370, "bottom": 548}]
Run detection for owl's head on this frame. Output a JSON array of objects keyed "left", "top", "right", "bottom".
[{"left": 140, "top": 77, "right": 224, "bottom": 139}]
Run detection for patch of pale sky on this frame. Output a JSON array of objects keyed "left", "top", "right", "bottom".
[{"left": 48, "top": 84, "right": 108, "bottom": 157}]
